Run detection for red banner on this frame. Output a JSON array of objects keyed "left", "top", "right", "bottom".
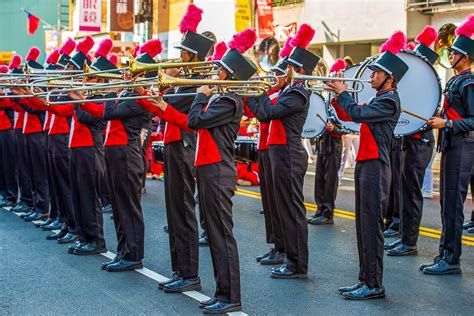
[{"left": 256, "top": 0, "right": 274, "bottom": 39}]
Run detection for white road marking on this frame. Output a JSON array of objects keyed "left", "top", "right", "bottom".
[
  {"left": 4, "top": 206, "right": 12, "bottom": 211},
  {"left": 32, "top": 220, "right": 43, "bottom": 225}
]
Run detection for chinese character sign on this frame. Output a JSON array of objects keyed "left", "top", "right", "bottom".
[
  {"left": 108, "top": 0, "right": 134, "bottom": 32},
  {"left": 256, "top": 0, "right": 274, "bottom": 39},
  {"left": 79, "top": 0, "right": 102, "bottom": 32}
]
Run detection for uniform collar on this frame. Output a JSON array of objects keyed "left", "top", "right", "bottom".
[{"left": 376, "top": 88, "right": 396, "bottom": 97}]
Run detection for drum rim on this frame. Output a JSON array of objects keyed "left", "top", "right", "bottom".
[{"left": 355, "top": 49, "right": 442, "bottom": 137}]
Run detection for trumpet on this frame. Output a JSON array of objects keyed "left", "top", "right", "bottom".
[{"left": 292, "top": 73, "right": 370, "bottom": 93}]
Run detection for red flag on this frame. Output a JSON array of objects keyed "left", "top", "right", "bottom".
[{"left": 26, "top": 12, "right": 40, "bottom": 35}]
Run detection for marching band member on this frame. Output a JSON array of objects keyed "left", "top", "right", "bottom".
[
  {"left": 421, "top": 15, "right": 474, "bottom": 275},
  {"left": 386, "top": 26, "right": 438, "bottom": 256},
  {"left": 99, "top": 40, "right": 162, "bottom": 272},
  {"left": 308, "top": 59, "right": 346, "bottom": 226},
  {"left": 11, "top": 47, "right": 50, "bottom": 222},
  {"left": 246, "top": 24, "right": 319, "bottom": 279},
  {"left": 7, "top": 56, "right": 34, "bottom": 214},
  {"left": 327, "top": 31, "right": 408, "bottom": 299},
  {"left": 136, "top": 28, "right": 258, "bottom": 314}
]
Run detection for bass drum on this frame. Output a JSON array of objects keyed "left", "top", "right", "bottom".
[
  {"left": 355, "top": 50, "right": 442, "bottom": 136},
  {"left": 328, "top": 64, "right": 361, "bottom": 134},
  {"left": 302, "top": 93, "right": 327, "bottom": 138}
]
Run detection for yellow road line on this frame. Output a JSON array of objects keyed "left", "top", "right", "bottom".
[{"left": 235, "top": 188, "right": 474, "bottom": 247}]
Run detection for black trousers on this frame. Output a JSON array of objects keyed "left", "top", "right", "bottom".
[
  {"left": 0, "top": 129, "right": 18, "bottom": 202},
  {"left": 269, "top": 144, "right": 308, "bottom": 274},
  {"left": 400, "top": 138, "right": 433, "bottom": 246},
  {"left": 25, "top": 132, "right": 49, "bottom": 214},
  {"left": 106, "top": 144, "right": 145, "bottom": 261},
  {"left": 197, "top": 162, "right": 240, "bottom": 304},
  {"left": 259, "top": 149, "right": 284, "bottom": 251},
  {"left": 15, "top": 129, "right": 33, "bottom": 206},
  {"left": 470, "top": 175, "right": 474, "bottom": 221},
  {"left": 49, "top": 134, "right": 76, "bottom": 232},
  {"left": 163, "top": 141, "right": 198, "bottom": 277},
  {"left": 439, "top": 137, "right": 474, "bottom": 264},
  {"left": 314, "top": 138, "right": 342, "bottom": 219},
  {"left": 355, "top": 159, "right": 391, "bottom": 288},
  {"left": 70, "top": 146, "right": 106, "bottom": 246},
  {"left": 385, "top": 138, "right": 405, "bottom": 230},
  {"left": 45, "top": 135, "right": 59, "bottom": 219}
]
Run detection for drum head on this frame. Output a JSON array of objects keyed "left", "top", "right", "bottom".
[
  {"left": 357, "top": 51, "right": 442, "bottom": 136},
  {"left": 328, "top": 64, "right": 361, "bottom": 134},
  {"left": 302, "top": 93, "right": 327, "bottom": 138}
]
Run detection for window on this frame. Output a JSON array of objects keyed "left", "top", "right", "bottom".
[{"left": 272, "top": 0, "right": 304, "bottom": 7}]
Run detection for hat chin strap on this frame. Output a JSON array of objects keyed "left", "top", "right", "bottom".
[
  {"left": 377, "top": 74, "right": 390, "bottom": 91},
  {"left": 451, "top": 54, "right": 465, "bottom": 70}
]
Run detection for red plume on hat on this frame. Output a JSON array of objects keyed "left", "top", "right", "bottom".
[
  {"left": 228, "top": 28, "right": 257, "bottom": 54},
  {"left": 46, "top": 49, "right": 60, "bottom": 64},
  {"left": 139, "top": 39, "right": 163, "bottom": 58},
  {"left": 405, "top": 41, "right": 416, "bottom": 50},
  {"left": 290, "top": 24, "right": 315, "bottom": 49},
  {"left": 279, "top": 37, "right": 293, "bottom": 58},
  {"left": 76, "top": 36, "right": 95, "bottom": 55},
  {"left": 132, "top": 45, "right": 140, "bottom": 58},
  {"left": 0, "top": 65, "right": 9, "bottom": 73},
  {"left": 109, "top": 54, "right": 118, "bottom": 66},
  {"left": 26, "top": 47, "right": 40, "bottom": 62},
  {"left": 60, "top": 38, "right": 76, "bottom": 55},
  {"left": 95, "top": 38, "right": 113, "bottom": 58},
  {"left": 330, "top": 58, "right": 347, "bottom": 73},
  {"left": 212, "top": 41, "right": 228, "bottom": 60},
  {"left": 415, "top": 26, "right": 437, "bottom": 47},
  {"left": 9, "top": 55, "right": 22, "bottom": 69},
  {"left": 380, "top": 31, "right": 406, "bottom": 54},
  {"left": 179, "top": 4, "right": 203, "bottom": 34},
  {"left": 455, "top": 14, "right": 474, "bottom": 38}
]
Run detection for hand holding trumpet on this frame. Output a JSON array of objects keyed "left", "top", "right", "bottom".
[{"left": 324, "top": 72, "right": 348, "bottom": 95}]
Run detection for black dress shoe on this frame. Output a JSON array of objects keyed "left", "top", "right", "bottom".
[
  {"left": 198, "top": 233, "right": 208, "bottom": 246},
  {"left": 46, "top": 229, "right": 68, "bottom": 240},
  {"left": 102, "top": 203, "right": 113, "bottom": 213},
  {"left": 256, "top": 248, "right": 274, "bottom": 262},
  {"left": 11, "top": 203, "right": 32, "bottom": 213},
  {"left": 423, "top": 259, "right": 461, "bottom": 275},
  {"left": 468, "top": 227, "right": 474, "bottom": 234},
  {"left": 164, "top": 276, "right": 201, "bottom": 293},
  {"left": 35, "top": 218, "right": 54, "bottom": 228},
  {"left": 41, "top": 219, "right": 62, "bottom": 231},
  {"left": 270, "top": 265, "right": 307, "bottom": 279},
  {"left": 342, "top": 285, "right": 385, "bottom": 300},
  {"left": 384, "top": 238, "right": 401, "bottom": 250},
  {"left": 20, "top": 210, "right": 35, "bottom": 218},
  {"left": 199, "top": 297, "right": 218, "bottom": 309},
  {"left": 308, "top": 216, "right": 334, "bottom": 225},
  {"left": 58, "top": 233, "right": 79, "bottom": 244},
  {"left": 0, "top": 199, "right": 15, "bottom": 208},
  {"left": 163, "top": 225, "right": 168, "bottom": 233},
  {"left": 383, "top": 228, "right": 399, "bottom": 238},
  {"left": 68, "top": 242, "right": 86, "bottom": 254},
  {"left": 158, "top": 272, "right": 182, "bottom": 289},
  {"left": 24, "top": 212, "right": 48, "bottom": 222},
  {"left": 463, "top": 220, "right": 474, "bottom": 230},
  {"left": 73, "top": 242, "right": 107, "bottom": 255},
  {"left": 387, "top": 244, "right": 417, "bottom": 256},
  {"left": 260, "top": 250, "right": 285, "bottom": 265},
  {"left": 419, "top": 255, "right": 442, "bottom": 271},
  {"left": 338, "top": 281, "right": 365, "bottom": 294},
  {"left": 202, "top": 301, "right": 242, "bottom": 314},
  {"left": 101, "top": 254, "right": 123, "bottom": 270},
  {"left": 106, "top": 258, "right": 143, "bottom": 272}
]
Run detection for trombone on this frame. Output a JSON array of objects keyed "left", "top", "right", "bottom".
[
  {"left": 128, "top": 56, "right": 219, "bottom": 78},
  {"left": 46, "top": 69, "right": 273, "bottom": 105},
  {"left": 292, "top": 73, "right": 370, "bottom": 93}
]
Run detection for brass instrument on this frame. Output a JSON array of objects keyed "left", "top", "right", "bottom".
[
  {"left": 129, "top": 56, "right": 218, "bottom": 78},
  {"left": 434, "top": 23, "right": 457, "bottom": 69},
  {"left": 292, "top": 73, "right": 370, "bottom": 93}
]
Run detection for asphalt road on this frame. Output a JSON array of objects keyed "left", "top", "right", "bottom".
[{"left": 1, "top": 167, "right": 473, "bottom": 315}]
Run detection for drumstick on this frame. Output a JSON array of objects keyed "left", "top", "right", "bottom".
[
  {"left": 401, "top": 108, "right": 429, "bottom": 122},
  {"left": 316, "top": 113, "right": 327, "bottom": 124}
]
